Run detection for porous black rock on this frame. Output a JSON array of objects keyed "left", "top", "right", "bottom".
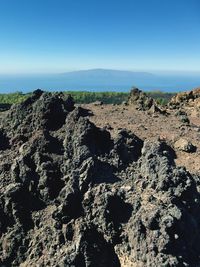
[{"left": 0, "top": 91, "right": 200, "bottom": 266}]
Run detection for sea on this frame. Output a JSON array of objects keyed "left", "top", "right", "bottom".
[{"left": 0, "top": 73, "right": 200, "bottom": 93}]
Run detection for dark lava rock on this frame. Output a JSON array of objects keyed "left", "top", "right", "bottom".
[
  {"left": 0, "top": 103, "right": 12, "bottom": 112},
  {"left": 1, "top": 89, "right": 75, "bottom": 138},
  {"left": 175, "top": 110, "right": 190, "bottom": 125},
  {"left": 113, "top": 129, "right": 143, "bottom": 167},
  {"left": 128, "top": 88, "right": 154, "bottom": 110},
  {"left": 0, "top": 128, "right": 10, "bottom": 150},
  {"left": 180, "top": 114, "right": 190, "bottom": 124},
  {"left": 127, "top": 88, "right": 165, "bottom": 114},
  {"left": 0, "top": 90, "right": 200, "bottom": 266}
]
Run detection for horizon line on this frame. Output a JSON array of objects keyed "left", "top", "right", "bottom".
[{"left": 1, "top": 68, "right": 200, "bottom": 76}]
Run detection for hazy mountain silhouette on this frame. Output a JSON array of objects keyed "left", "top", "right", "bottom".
[{"left": 62, "top": 69, "right": 155, "bottom": 87}]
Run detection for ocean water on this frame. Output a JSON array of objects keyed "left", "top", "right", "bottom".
[{"left": 0, "top": 73, "right": 200, "bottom": 93}]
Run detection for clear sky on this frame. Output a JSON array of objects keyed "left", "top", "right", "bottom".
[{"left": 0, "top": 0, "right": 200, "bottom": 74}]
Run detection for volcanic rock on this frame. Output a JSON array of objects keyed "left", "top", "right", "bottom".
[
  {"left": 127, "top": 88, "right": 164, "bottom": 114},
  {"left": 174, "top": 138, "right": 196, "bottom": 153},
  {"left": 0, "top": 90, "right": 200, "bottom": 266},
  {"left": 93, "top": 100, "right": 103, "bottom": 106},
  {"left": 169, "top": 87, "right": 200, "bottom": 109}
]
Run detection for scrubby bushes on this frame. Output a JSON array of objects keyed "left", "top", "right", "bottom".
[
  {"left": 147, "top": 91, "right": 175, "bottom": 106},
  {"left": 0, "top": 92, "right": 31, "bottom": 104},
  {"left": 0, "top": 90, "right": 175, "bottom": 106},
  {"left": 65, "top": 91, "right": 128, "bottom": 104}
]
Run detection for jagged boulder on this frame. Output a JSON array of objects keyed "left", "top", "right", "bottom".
[
  {"left": 169, "top": 87, "right": 200, "bottom": 109},
  {"left": 127, "top": 88, "right": 164, "bottom": 114},
  {"left": 1, "top": 89, "right": 75, "bottom": 139},
  {"left": 117, "top": 141, "right": 200, "bottom": 266}
]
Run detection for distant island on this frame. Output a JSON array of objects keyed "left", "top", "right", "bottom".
[
  {"left": 60, "top": 68, "right": 157, "bottom": 89},
  {"left": 0, "top": 69, "right": 200, "bottom": 93},
  {"left": 62, "top": 68, "right": 154, "bottom": 84}
]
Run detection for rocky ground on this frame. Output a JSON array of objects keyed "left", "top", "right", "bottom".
[
  {"left": 0, "top": 89, "right": 200, "bottom": 266},
  {"left": 83, "top": 88, "right": 200, "bottom": 174}
]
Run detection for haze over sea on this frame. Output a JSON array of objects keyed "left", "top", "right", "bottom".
[{"left": 0, "top": 71, "right": 200, "bottom": 94}]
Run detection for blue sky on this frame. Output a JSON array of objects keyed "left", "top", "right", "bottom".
[{"left": 0, "top": 0, "right": 200, "bottom": 74}]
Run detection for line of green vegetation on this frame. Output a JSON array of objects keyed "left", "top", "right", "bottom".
[
  {"left": 0, "top": 90, "right": 176, "bottom": 106},
  {"left": 147, "top": 91, "right": 176, "bottom": 106},
  {"left": 66, "top": 91, "right": 129, "bottom": 104},
  {"left": 0, "top": 92, "right": 31, "bottom": 104}
]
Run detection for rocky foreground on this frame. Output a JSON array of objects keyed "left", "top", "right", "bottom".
[{"left": 0, "top": 89, "right": 200, "bottom": 266}]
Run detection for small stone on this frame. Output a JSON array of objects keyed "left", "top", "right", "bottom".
[{"left": 174, "top": 138, "right": 196, "bottom": 153}]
